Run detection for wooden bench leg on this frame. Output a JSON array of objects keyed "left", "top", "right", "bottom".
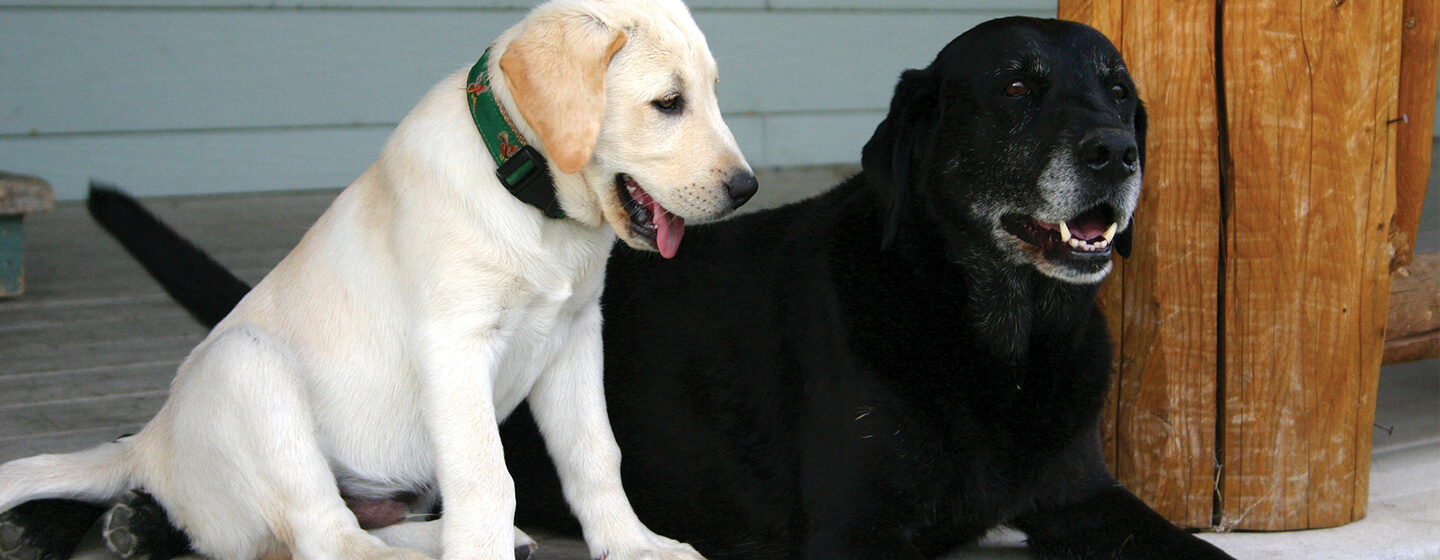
[{"left": 0, "top": 215, "right": 24, "bottom": 297}]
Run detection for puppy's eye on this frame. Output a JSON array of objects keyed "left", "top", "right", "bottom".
[
  {"left": 1003, "top": 81, "right": 1029, "bottom": 97},
  {"left": 652, "top": 94, "right": 684, "bottom": 114},
  {"left": 1110, "top": 84, "right": 1128, "bottom": 100}
]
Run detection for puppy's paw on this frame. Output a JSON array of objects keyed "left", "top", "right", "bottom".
[
  {"left": 597, "top": 535, "right": 705, "bottom": 560},
  {"left": 100, "top": 491, "right": 194, "bottom": 560},
  {"left": 513, "top": 527, "right": 537, "bottom": 560},
  {"left": 0, "top": 499, "right": 107, "bottom": 560}
]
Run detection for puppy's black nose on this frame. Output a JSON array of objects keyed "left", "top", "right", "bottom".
[
  {"left": 1079, "top": 129, "right": 1139, "bottom": 181},
  {"left": 725, "top": 171, "right": 758, "bottom": 208}
]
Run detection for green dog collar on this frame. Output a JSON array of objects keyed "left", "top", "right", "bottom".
[{"left": 466, "top": 48, "right": 565, "bottom": 219}]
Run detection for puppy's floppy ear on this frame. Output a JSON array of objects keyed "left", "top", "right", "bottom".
[
  {"left": 1114, "top": 100, "right": 1146, "bottom": 259},
  {"left": 862, "top": 68, "right": 941, "bottom": 250},
  {"left": 500, "top": 12, "right": 628, "bottom": 174}
]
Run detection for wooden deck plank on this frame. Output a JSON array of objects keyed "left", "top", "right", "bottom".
[
  {"left": 0, "top": 392, "right": 168, "bottom": 445},
  {"left": 0, "top": 361, "right": 181, "bottom": 408}
]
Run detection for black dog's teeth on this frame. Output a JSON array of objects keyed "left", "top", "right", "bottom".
[
  {"left": 1053, "top": 219, "right": 1119, "bottom": 253},
  {"left": 1003, "top": 213, "right": 1119, "bottom": 254}
]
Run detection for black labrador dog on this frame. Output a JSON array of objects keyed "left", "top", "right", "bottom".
[{"left": 3, "top": 17, "right": 1233, "bottom": 560}]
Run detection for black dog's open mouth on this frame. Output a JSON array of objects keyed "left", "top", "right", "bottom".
[
  {"left": 616, "top": 174, "right": 685, "bottom": 259},
  {"left": 1001, "top": 206, "right": 1119, "bottom": 256}
]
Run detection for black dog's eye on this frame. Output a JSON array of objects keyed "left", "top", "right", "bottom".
[
  {"left": 1004, "top": 80, "right": 1029, "bottom": 97},
  {"left": 653, "top": 94, "right": 684, "bottom": 114},
  {"left": 1109, "top": 84, "right": 1128, "bottom": 100}
]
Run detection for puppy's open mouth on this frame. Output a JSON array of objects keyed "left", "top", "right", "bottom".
[
  {"left": 617, "top": 174, "right": 685, "bottom": 259},
  {"left": 1001, "top": 206, "right": 1120, "bottom": 256}
]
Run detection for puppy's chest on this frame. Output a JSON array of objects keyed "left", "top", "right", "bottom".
[{"left": 487, "top": 275, "right": 602, "bottom": 398}]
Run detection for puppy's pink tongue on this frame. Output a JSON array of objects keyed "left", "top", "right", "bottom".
[{"left": 652, "top": 206, "right": 685, "bottom": 259}]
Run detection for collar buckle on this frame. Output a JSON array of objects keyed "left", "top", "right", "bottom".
[{"left": 496, "top": 145, "right": 564, "bottom": 219}]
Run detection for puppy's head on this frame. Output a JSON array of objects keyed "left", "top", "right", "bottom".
[
  {"left": 864, "top": 17, "right": 1145, "bottom": 283},
  {"left": 495, "top": 0, "right": 755, "bottom": 258}
]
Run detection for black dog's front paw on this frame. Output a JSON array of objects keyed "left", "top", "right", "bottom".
[
  {"left": 100, "top": 491, "right": 193, "bottom": 560},
  {"left": 0, "top": 499, "right": 108, "bottom": 560},
  {"left": 1017, "top": 486, "right": 1236, "bottom": 560}
]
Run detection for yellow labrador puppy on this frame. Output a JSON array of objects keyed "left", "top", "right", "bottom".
[{"left": 0, "top": 1, "right": 754, "bottom": 560}]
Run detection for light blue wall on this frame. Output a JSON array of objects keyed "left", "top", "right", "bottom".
[{"left": 0, "top": 1, "right": 1055, "bottom": 199}]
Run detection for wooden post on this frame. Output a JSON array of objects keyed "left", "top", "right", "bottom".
[
  {"left": 1392, "top": 0, "right": 1440, "bottom": 270},
  {"left": 1059, "top": 0, "right": 1415, "bottom": 531},
  {"left": 1385, "top": 251, "right": 1440, "bottom": 364},
  {"left": 1061, "top": 0, "right": 1222, "bottom": 530},
  {"left": 1219, "top": 0, "right": 1400, "bottom": 530}
]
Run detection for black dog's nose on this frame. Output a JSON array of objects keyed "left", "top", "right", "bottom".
[
  {"left": 1078, "top": 129, "right": 1139, "bottom": 181},
  {"left": 725, "top": 171, "right": 759, "bottom": 208}
]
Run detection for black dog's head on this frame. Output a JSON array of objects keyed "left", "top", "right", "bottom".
[{"left": 864, "top": 17, "right": 1145, "bottom": 284}]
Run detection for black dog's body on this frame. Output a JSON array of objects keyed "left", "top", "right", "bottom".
[
  {"left": 546, "top": 180, "right": 1135, "bottom": 558},
  {"left": 11, "top": 17, "right": 1233, "bottom": 560}
]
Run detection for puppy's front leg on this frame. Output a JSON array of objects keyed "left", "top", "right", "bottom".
[
  {"left": 527, "top": 302, "right": 704, "bottom": 560},
  {"left": 416, "top": 326, "right": 516, "bottom": 560}
]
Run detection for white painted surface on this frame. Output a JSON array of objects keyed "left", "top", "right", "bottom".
[{"left": 0, "top": 1, "right": 1053, "bottom": 199}]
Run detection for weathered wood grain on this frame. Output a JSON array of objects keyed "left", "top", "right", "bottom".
[
  {"left": 1065, "top": 0, "right": 1414, "bottom": 532},
  {"left": 1392, "top": 0, "right": 1440, "bottom": 269},
  {"left": 1219, "top": 0, "right": 1400, "bottom": 530},
  {"left": 0, "top": 392, "right": 169, "bottom": 443},
  {"left": 0, "top": 172, "right": 53, "bottom": 296},
  {"left": 1059, "top": 0, "right": 1221, "bottom": 529},
  {"left": 0, "top": 216, "right": 23, "bottom": 297},
  {"left": 0, "top": 171, "right": 55, "bottom": 215},
  {"left": 1111, "top": 0, "right": 1222, "bottom": 530},
  {"left": 1385, "top": 251, "right": 1440, "bottom": 364},
  {"left": 0, "top": 361, "right": 181, "bottom": 409},
  {"left": 0, "top": 425, "right": 148, "bottom": 464}
]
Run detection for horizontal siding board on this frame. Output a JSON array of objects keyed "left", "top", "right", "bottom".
[
  {"left": 2, "top": 126, "right": 393, "bottom": 199},
  {"left": 0, "top": 2, "right": 1059, "bottom": 196},
  {"left": 0, "top": 114, "right": 841, "bottom": 199},
  {"left": 726, "top": 114, "right": 769, "bottom": 167},
  {"left": 0, "top": 1, "right": 1039, "bottom": 10},
  {"left": 0, "top": 1, "right": 552, "bottom": 6},
  {"left": 0, "top": 10, "right": 526, "bottom": 136},
  {"left": 0, "top": 10, "right": 1045, "bottom": 136},
  {"left": 702, "top": 11, "right": 1045, "bottom": 114},
  {"left": 763, "top": 110, "right": 882, "bottom": 166}
]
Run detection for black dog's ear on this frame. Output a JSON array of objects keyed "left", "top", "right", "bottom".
[
  {"left": 1115, "top": 216, "right": 1134, "bottom": 259},
  {"left": 862, "top": 68, "right": 941, "bottom": 250},
  {"left": 1134, "top": 99, "right": 1148, "bottom": 170},
  {"left": 1114, "top": 100, "right": 1146, "bottom": 259}
]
